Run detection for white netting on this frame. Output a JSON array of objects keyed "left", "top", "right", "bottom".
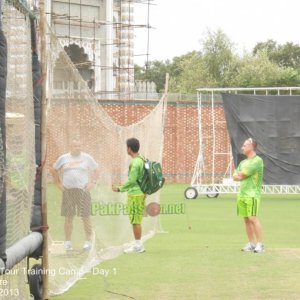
[
  {"left": 1, "top": 2, "right": 36, "bottom": 300},
  {"left": 46, "top": 23, "right": 167, "bottom": 294},
  {"left": 196, "top": 92, "right": 232, "bottom": 184}
]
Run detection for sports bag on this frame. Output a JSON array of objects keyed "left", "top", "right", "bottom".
[{"left": 137, "top": 156, "right": 165, "bottom": 195}]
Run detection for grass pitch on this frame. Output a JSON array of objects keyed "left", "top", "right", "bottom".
[{"left": 53, "top": 184, "right": 300, "bottom": 300}]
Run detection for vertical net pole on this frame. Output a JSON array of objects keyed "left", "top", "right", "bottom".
[
  {"left": 0, "top": 0, "right": 7, "bottom": 266},
  {"left": 39, "top": 0, "right": 49, "bottom": 298},
  {"left": 198, "top": 91, "right": 203, "bottom": 186},
  {"left": 211, "top": 90, "right": 216, "bottom": 185}
]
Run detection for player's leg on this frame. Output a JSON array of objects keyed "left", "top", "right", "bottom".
[
  {"left": 62, "top": 189, "right": 76, "bottom": 250},
  {"left": 82, "top": 217, "right": 92, "bottom": 240},
  {"left": 64, "top": 216, "right": 74, "bottom": 241},
  {"left": 244, "top": 217, "right": 255, "bottom": 243},
  {"left": 133, "top": 224, "right": 142, "bottom": 240},
  {"left": 124, "top": 194, "right": 145, "bottom": 253},
  {"left": 238, "top": 196, "right": 255, "bottom": 251},
  {"left": 241, "top": 217, "right": 256, "bottom": 251},
  {"left": 248, "top": 216, "right": 262, "bottom": 242},
  {"left": 248, "top": 215, "right": 264, "bottom": 252},
  {"left": 80, "top": 189, "right": 93, "bottom": 250},
  {"left": 248, "top": 198, "right": 264, "bottom": 252}
]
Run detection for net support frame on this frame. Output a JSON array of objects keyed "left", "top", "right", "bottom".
[{"left": 189, "top": 87, "right": 300, "bottom": 196}]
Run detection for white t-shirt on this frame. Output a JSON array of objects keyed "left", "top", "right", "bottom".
[{"left": 53, "top": 152, "right": 98, "bottom": 189}]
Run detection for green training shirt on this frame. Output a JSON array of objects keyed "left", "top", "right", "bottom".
[
  {"left": 119, "top": 155, "right": 144, "bottom": 195},
  {"left": 236, "top": 155, "right": 264, "bottom": 199}
]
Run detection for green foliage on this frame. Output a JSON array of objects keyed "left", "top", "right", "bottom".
[
  {"left": 277, "top": 42, "right": 300, "bottom": 69},
  {"left": 169, "top": 51, "right": 216, "bottom": 93},
  {"left": 201, "top": 29, "right": 236, "bottom": 85},
  {"left": 253, "top": 39, "right": 300, "bottom": 69},
  {"left": 253, "top": 39, "right": 278, "bottom": 57},
  {"left": 135, "top": 30, "right": 300, "bottom": 93},
  {"left": 134, "top": 60, "right": 171, "bottom": 92},
  {"left": 230, "top": 52, "right": 283, "bottom": 87},
  {"left": 277, "top": 67, "right": 300, "bottom": 86}
]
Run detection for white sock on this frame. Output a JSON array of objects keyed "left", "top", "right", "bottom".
[{"left": 135, "top": 240, "right": 142, "bottom": 247}]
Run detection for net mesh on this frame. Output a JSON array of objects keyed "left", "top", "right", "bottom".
[
  {"left": 46, "top": 23, "right": 167, "bottom": 294},
  {"left": 198, "top": 93, "right": 232, "bottom": 184},
  {"left": 1, "top": 2, "right": 36, "bottom": 299}
]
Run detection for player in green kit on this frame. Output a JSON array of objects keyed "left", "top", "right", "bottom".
[
  {"left": 233, "top": 138, "right": 264, "bottom": 253},
  {"left": 112, "top": 138, "right": 146, "bottom": 253}
]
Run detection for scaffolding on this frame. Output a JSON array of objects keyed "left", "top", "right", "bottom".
[
  {"left": 49, "top": 0, "right": 155, "bottom": 99},
  {"left": 184, "top": 87, "right": 300, "bottom": 199}
]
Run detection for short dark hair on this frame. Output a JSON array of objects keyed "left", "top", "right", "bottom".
[{"left": 126, "top": 138, "right": 140, "bottom": 153}]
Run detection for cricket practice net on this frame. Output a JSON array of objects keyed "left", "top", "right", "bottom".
[
  {"left": 45, "top": 23, "right": 167, "bottom": 294},
  {"left": 0, "top": 2, "right": 37, "bottom": 300}
]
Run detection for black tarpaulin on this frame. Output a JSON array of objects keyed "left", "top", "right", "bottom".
[
  {"left": 222, "top": 93, "right": 300, "bottom": 185},
  {"left": 30, "top": 18, "right": 43, "bottom": 236}
]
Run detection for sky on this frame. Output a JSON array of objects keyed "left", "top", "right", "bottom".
[{"left": 134, "top": 0, "right": 300, "bottom": 65}]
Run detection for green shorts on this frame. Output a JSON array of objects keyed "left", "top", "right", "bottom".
[
  {"left": 127, "top": 194, "right": 145, "bottom": 224},
  {"left": 237, "top": 195, "right": 260, "bottom": 217}
]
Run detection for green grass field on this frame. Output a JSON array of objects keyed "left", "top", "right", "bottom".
[{"left": 52, "top": 184, "right": 300, "bottom": 300}]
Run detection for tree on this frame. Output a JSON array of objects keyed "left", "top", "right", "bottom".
[
  {"left": 253, "top": 40, "right": 300, "bottom": 69},
  {"left": 231, "top": 52, "right": 283, "bottom": 87},
  {"left": 134, "top": 60, "right": 171, "bottom": 92},
  {"left": 276, "top": 67, "right": 300, "bottom": 87},
  {"left": 201, "top": 29, "right": 236, "bottom": 85},
  {"left": 169, "top": 30, "right": 237, "bottom": 92},
  {"left": 135, "top": 31, "right": 300, "bottom": 94},
  {"left": 169, "top": 51, "right": 216, "bottom": 93},
  {"left": 276, "top": 42, "right": 300, "bottom": 69},
  {"left": 253, "top": 39, "right": 277, "bottom": 57}
]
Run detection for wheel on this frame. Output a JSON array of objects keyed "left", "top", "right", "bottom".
[
  {"left": 29, "top": 264, "right": 43, "bottom": 300},
  {"left": 206, "top": 186, "right": 219, "bottom": 198},
  {"left": 184, "top": 187, "right": 198, "bottom": 199}
]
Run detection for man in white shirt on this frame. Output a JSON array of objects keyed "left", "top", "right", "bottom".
[{"left": 51, "top": 139, "right": 99, "bottom": 251}]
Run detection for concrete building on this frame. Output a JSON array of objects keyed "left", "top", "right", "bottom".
[{"left": 46, "top": 0, "right": 135, "bottom": 98}]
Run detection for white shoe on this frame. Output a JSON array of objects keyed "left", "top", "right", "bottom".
[
  {"left": 124, "top": 244, "right": 145, "bottom": 254},
  {"left": 83, "top": 240, "right": 92, "bottom": 251},
  {"left": 64, "top": 241, "right": 73, "bottom": 251},
  {"left": 254, "top": 243, "right": 265, "bottom": 253},
  {"left": 241, "top": 242, "right": 255, "bottom": 252}
]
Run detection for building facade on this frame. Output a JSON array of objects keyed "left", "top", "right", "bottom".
[{"left": 46, "top": 0, "right": 134, "bottom": 98}]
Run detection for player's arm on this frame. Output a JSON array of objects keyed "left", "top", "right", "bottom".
[
  {"left": 233, "top": 170, "right": 247, "bottom": 181},
  {"left": 86, "top": 156, "right": 100, "bottom": 190},
  {"left": 113, "top": 163, "right": 139, "bottom": 192},
  {"left": 50, "top": 166, "right": 63, "bottom": 190},
  {"left": 86, "top": 168, "right": 100, "bottom": 191},
  {"left": 234, "top": 159, "right": 261, "bottom": 181}
]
